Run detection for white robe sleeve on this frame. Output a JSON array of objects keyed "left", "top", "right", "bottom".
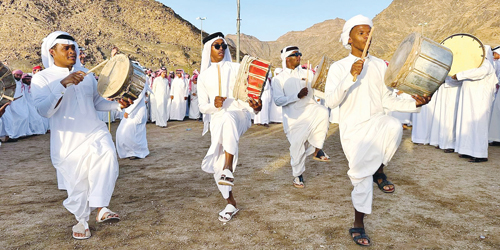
[
  {"left": 271, "top": 77, "right": 300, "bottom": 106},
  {"left": 324, "top": 63, "right": 356, "bottom": 109},
  {"left": 456, "top": 60, "right": 494, "bottom": 81},
  {"left": 31, "top": 74, "right": 67, "bottom": 118},
  {"left": 91, "top": 76, "right": 120, "bottom": 112},
  {"left": 198, "top": 75, "right": 218, "bottom": 115},
  {"left": 184, "top": 80, "right": 189, "bottom": 98},
  {"left": 381, "top": 85, "right": 419, "bottom": 112}
]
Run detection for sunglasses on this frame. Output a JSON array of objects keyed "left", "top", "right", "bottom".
[
  {"left": 287, "top": 52, "right": 302, "bottom": 57},
  {"left": 213, "top": 43, "right": 228, "bottom": 50}
]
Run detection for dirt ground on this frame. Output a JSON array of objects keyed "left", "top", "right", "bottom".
[{"left": 1, "top": 119, "right": 500, "bottom": 249}]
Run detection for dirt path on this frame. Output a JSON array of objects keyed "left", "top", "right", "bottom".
[{"left": 1, "top": 120, "right": 499, "bottom": 249}]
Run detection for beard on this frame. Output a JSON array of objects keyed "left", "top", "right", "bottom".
[{"left": 14, "top": 77, "right": 21, "bottom": 81}]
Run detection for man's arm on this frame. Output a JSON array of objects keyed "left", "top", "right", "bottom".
[
  {"left": 31, "top": 74, "right": 67, "bottom": 118},
  {"left": 197, "top": 75, "right": 219, "bottom": 115},
  {"left": 271, "top": 77, "right": 300, "bottom": 107},
  {"left": 324, "top": 63, "right": 357, "bottom": 109}
]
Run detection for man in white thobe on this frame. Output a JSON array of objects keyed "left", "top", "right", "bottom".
[
  {"left": 411, "top": 90, "right": 437, "bottom": 144},
  {"left": 324, "top": 15, "right": 430, "bottom": 246},
  {"left": 1, "top": 69, "right": 30, "bottom": 141},
  {"left": 269, "top": 68, "right": 283, "bottom": 123},
  {"left": 22, "top": 74, "right": 47, "bottom": 135},
  {"left": 198, "top": 32, "right": 261, "bottom": 223},
  {"left": 169, "top": 69, "right": 189, "bottom": 121},
  {"left": 453, "top": 45, "right": 497, "bottom": 162},
  {"left": 488, "top": 46, "right": 500, "bottom": 145},
  {"left": 151, "top": 69, "right": 170, "bottom": 127},
  {"left": 254, "top": 78, "right": 271, "bottom": 126},
  {"left": 272, "top": 46, "right": 330, "bottom": 188},
  {"left": 116, "top": 80, "right": 149, "bottom": 159},
  {"left": 188, "top": 74, "right": 201, "bottom": 119},
  {"left": 31, "top": 31, "right": 130, "bottom": 239}
]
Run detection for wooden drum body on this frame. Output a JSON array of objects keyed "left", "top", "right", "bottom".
[
  {"left": 233, "top": 55, "right": 271, "bottom": 102},
  {"left": 97, "top": 54, "right": 146, "bottom": 101},
  {"left": 385, "top": 32, "right": 453, "bottom": 96},
  {"left": 0, "top": 63, "right": 17, "bottom": 105},
  {"left": 311, "top": 55, "right": 335, "bottom": 99},
  {"left": 440, "top": 33, "right": 484, "bottom": 76}
]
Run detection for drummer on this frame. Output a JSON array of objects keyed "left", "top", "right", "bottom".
[
  {"left": 324, "top": 15, "right": 430, "bottom": 246},
  {"left": 271, "top": 46, "right": 330, "bottom": 189},
  {"left": 31, "top": 31, "right": 133, "bottom": 240},
  {"left": 197, "top": 32, "right": 261, "bottom": 222}
]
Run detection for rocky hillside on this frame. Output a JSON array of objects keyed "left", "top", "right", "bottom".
[
  {"left": 0, "top": 0, "right": 206, "bottom": 72},
  {"left": 227, "top": 0, "right": 500, "bottom": 69}
]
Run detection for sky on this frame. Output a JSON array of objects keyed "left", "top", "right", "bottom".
[{"left": 158, "top": 0, "right": 393, "bottom": 41}]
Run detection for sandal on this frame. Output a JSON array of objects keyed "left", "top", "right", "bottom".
[
  {"left": 313, "top": 149, "right": 330, "bottom": 162},
  {"left": 72, "top": 222, "right": 91, "bottom": 240},
  {"left": 373, "top": 172, "right": 395, "bottom": 193},
  {"left": 459, "top": 154, "right": 472, "bottom": 158},
  {"left": 218, "top": 204, "right": 239, "bottom": 222},
  {"left": 443, "top": 149, "right": 454, "bottom": 153},
  {"left": 293, "top": 175, "right": 305, "bottom": 188},
  {"left": 349, "top": 228, "right": 371, "bottom": 246},
  {"left": 469, "top": 157, "right": 488, "bottom": 163},
  {"left": 96, "top": 207, "right": 120, "bottom": 223},
  {"left": 218, "top": 169, "right": 234, "bottom": 186}
]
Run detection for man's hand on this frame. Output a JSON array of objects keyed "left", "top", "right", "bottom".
[
  {"left": 118, "top": 97, "right": 134, "bottom": 109},
  {"left": 350, "top": 59, "right": 365, "bottom": 79},
  {"left": 192, "top": 93, "right": 197, "bottom": 96},
  {"left": 124, "top": 112, "right": 129, "bottom": 119},
  {"left": 170, "top": 96, "right": 174, "bottom": 100},
  {"left": 184, "top": 97, "right": 188, "bottom": 100},
  {"left": 60, "top": 71, "right": 86, "bottom": 88},
  {"left": 214, "top": 96, "right": 226, "bottom": 108},
  {"left": 451, "top": 74, "right": 457, "bottom": 80},
  {"left": 248, "top": 98, "right": 262, "bottom": 112},
  {"left": 412, "top": 94, "right": 431, "bottom": 107},
  {"left": 297, "top": 87, "right": 308, "bottom": 99},
  {"left": 0, "top": 102, "right": 10, "bottom": 117}
]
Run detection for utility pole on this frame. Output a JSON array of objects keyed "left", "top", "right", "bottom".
[
  {"left": 196, "top": 17, "right": 206, "bottom": 53},
  {"left": 236, "top": 0, "right": 241, "bottom": 63}
]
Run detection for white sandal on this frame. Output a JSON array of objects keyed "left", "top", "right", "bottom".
[
  {"left": 72, "top": 222, "right": 91, "bottom": 240},
  {"left": 96, "top": 207, "right": 120, "bottom": 223},
  {"left": 218, "top": 204, "right": 239, "bottom": 222},
  {"left": 218, "top": 169, "right": 234, "bottom": 186}
]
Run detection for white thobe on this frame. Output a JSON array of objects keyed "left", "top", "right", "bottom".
[
  {"left": 488, "top": 60, "right": 500, "bottom": 142},
  {"left": 31, "top": 65, "right": 121, "bottom": 227},
  {"left": 388, "top": 89, "right": 413, "bottom": 125},
  {"left": 254, "top": 79, "right": 271, "bottom": 125},
  {"left": 454, "top": 60, "right": 497, "bottom": 158},
  {"left": 269, "top": 78, "right": 283, "bottom": 123},
  {"left": 429, "top": 78, "right": 461, "bottom": 149},
  {"left": 2, "top": 79, "right": 30, "bottom": 138},
  {"left": 198, "top": 61, "right": 253, "bottom": 199},
  {"left": 116, "top": 83, "right": 149, "bottom": 159},
  {"left": 411, "top": 93, "right": 437, "bottom": 144},
  {"left": 325, "top": 54, "right": 419, "bottom": 214},
  {"left": 272, "top": 67, "right": 329, "bottom": 177},
  {"left": 151, "top": 77, "right": 170, "bottom": 127},
  {"left": 24, "top": 85, "right": 48, "bottom": 135},
  {"left": 169, "top": 77, "right": 188, "bottom": 121},
  {"left": 188, "top": 83, "right": 200, "bottom": 119}
]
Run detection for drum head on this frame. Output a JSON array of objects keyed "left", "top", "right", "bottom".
[
  {"left": 97, "top": 54, "right": 131, "bottom": 98},
  {"left": 311, "top": 55, "right": 334, "bottom": 92},
  {"left": 441, "top": 33, "right": 484, "bottom": 76},
  {"left": 385, "top": 33, "right": 419, "bottom": 88},
  {"left": 0, "top": 63, "right": 17, "bottom": 105}
]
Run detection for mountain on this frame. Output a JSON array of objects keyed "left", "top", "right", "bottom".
[
  {"left": 0, "top": 0, "right": 205, "bottom": 72},
  {"left": 227, "top": 0, "right": 500, "bottom": 69}
]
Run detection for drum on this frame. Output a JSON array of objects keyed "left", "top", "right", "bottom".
[
  {"left": 385, "top": 32, "right": 453, "bottom": 96},
  {"left": 311, "top": 55, "right": 335, "bottom": 99},
  {"left": 233, "top": 55, "right": 271, "bottom": 102},
  {"left": 0, "top": 63, "right": 17, "bottom": 105},
  {"left": 97, "top": 54, "right": 146, "bottom": 100},
  {"left": 440, "top": 33, "right": 484, "bottom": 76}
]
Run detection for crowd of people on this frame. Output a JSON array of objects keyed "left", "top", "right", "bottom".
[{"left": 1, "top": 13, "right": 500, "bottom": 247}]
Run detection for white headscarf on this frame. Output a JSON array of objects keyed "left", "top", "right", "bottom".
[
  {"left": 493, "top": 46, "right": 500, "bottom": 54},
  {"left": 41, "top": 31, "right": 83, "bottom": 69},
  {"left": 280, "top": 46, "right": 300, "bottom": 70},
  {"left": 274, "top": 67, "right": 283, "bottom": 77},
  {"left": 340, "top": 15, "right": 373, "bottom": 50},
  {"left": 485, "top": 45, "right": 494, "bottom": 65},
  {"left": 200, "top": 36, "right": 232, "bottom": 73}
]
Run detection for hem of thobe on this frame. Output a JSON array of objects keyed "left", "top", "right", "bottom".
[
  {"left": 454, "top": 148, "right": 488, "bottom": 158},
  {"left": 88, "top": 196, "right": 112, "bottom": 208}
]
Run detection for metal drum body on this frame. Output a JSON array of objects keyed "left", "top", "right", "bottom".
[
  {"left": 0, "top": 63, "right": 17, "bottom": 105},
  {"left": 233, "top": 55, "right": 271, "bottom": 102},
  {"left": 311, "top": 55, "right": 335, "bottom": 99},
  {"left": 97, "top": 54, "right": 146, "bottom": 101},
  {"left": 440, "top": 33, "right": 484, "bottom": 76},
  {"left": 385, "top": 32, "right": 453, "bottom": 96}
]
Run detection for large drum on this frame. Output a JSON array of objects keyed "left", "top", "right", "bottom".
[
  {"left": 385, "top": 32, "right": 453, "bottom": 96},
  {"left": 0, "top": 63, "right": 17, "bottom": 105},
  {"left": 440, "top": 33, "right": 484, "bottom": 76},
  {"left": 97, "top": 54, "right": 147, "bottom": 101},
  {"left": 311, "top": 55, "right": 335, "bottom": 99},
  {"left": 233, "top": 55, "right": 271, "bottom": 102}
]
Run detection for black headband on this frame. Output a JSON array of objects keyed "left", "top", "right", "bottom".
[
  {"left": 280, "top": 46, "right": 299, "bottom": 53},
  {"left": 203, "top": 32, "right": 224, "bottom": 44},
  {"left": 56, "top": 34, "right": 75, "bottom": 41},
  {"left": 493, "top": 45, "right": 500, "bottom": 51}
]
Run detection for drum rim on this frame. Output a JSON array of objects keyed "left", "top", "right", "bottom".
[
  {"left": 385, "top": 32, "right": 423, "bottom": 89},
  {"left": 233, "top": 55, "right": 271, "bottom": 102},
  {"left": 97, "top": 54, "right": 133, "bottom": 98},
  {"left": 311, "top": 55, "right": 334, "bottom": 92},
  {"left": 440, "top": 33, "right": 485, "bottom": 76}
]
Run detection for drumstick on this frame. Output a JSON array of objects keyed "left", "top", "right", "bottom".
[
  {"left": 217, "top": 64, "right": 222, "bottom": 110},
  {"left": 1, "top": 95, "right": 22, "bottom": 102},
  {"left": 66, "top": 59, "right": 110, "bottom": 87},
  {"left": 353, "top": 26, "right": 375, "bottom": 82}
]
